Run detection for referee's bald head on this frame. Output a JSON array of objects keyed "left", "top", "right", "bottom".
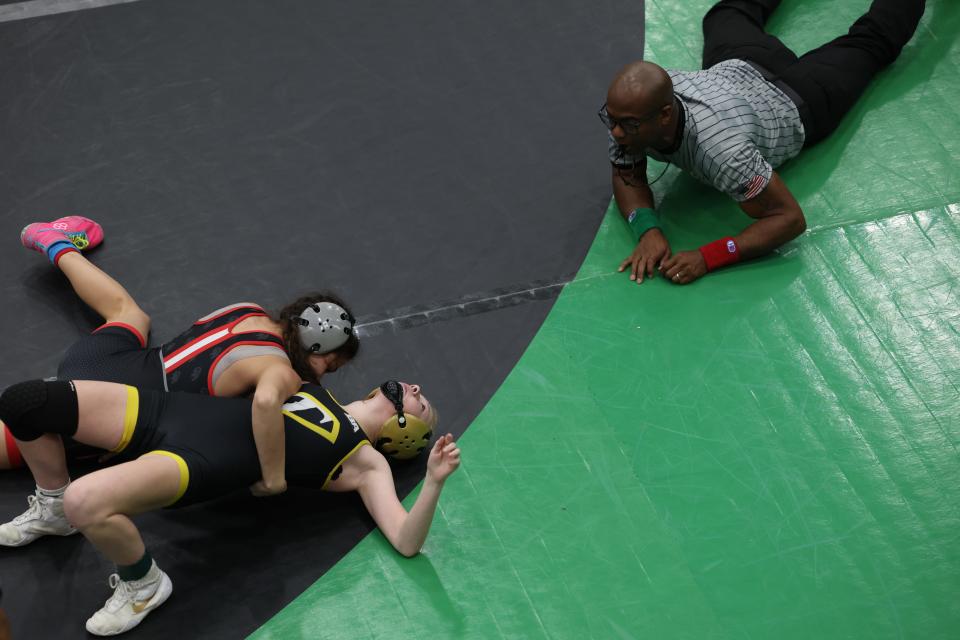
[{"left": 607, "top": 61, "right": 673, "bottom": 115}]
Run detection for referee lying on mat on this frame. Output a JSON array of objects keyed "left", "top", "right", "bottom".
[{"left": 600, "top": 0, "right": 925, "bottom": 285}]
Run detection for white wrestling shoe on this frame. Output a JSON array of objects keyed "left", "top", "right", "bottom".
[
  {"left": 0, "top": 490, "right": 77, "bottom": 546},
  {"left": 86, "top": 562, "right": 173, "bottom": 636}
]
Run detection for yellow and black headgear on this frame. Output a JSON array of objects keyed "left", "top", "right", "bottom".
[{"left": 370, "top": 380, "right": 434, "bottom": 460}]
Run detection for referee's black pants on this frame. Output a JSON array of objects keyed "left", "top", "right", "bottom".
[{"left": 700, "top": 0, "right": 926, "bottom": 146}]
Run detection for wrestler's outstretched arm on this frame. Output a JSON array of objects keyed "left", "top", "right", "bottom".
[
  {"left": 248, "top": 363, "right": 303, "bottom": 497},
  {"left": 343, "top": 434, "right": 461, "bottom": 557}
]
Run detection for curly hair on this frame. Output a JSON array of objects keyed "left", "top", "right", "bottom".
[{"left": 273, "top": 292, "right": 360, "bottom": 383}]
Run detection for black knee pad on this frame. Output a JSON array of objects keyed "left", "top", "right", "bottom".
[{"left": 0, "top": 380, "right": 79, "bottom": 442}]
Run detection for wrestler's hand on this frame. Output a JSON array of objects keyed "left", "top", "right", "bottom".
[
  {"left": 660, "top": 250, "right": 707, "bottom": 285},
  {"left": 618, "top": 228, "right": 671, "bottom": 284},
  {"left": 427, "top": 434, "right": 461, "bottom": 483},
  {"left": 250, "top": 477, "right": 288, "bottom": 497}
]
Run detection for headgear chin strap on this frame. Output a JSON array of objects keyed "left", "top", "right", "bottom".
[
  {"left": 295, "top": 302, "right": 355, "bottom": 354},
  {"left": 371, "top": 380, "right": 433, "bottom": 461},
  {"left": 380, "top": 380, "right": 407, "bottom": 426}
]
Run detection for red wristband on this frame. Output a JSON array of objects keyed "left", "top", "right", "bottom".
[{"left": 698, "top": 237, "right": 740, "bottom": 271}]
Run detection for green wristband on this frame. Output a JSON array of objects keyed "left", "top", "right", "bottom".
[{"left": 626, "top": 207, "right": 660, "bottom": 241}]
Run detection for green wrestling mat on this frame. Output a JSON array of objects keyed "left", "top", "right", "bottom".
[{"left": 252, "top": 0, "right": 959, "bottom": 637}]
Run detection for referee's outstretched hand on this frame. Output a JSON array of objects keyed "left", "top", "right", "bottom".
[
  {"left": 660, "top": 250, "right": 707, "bottom": 285},
  {"left": 619, "top": 228, "right": 671, "bottom": 284},
  {"left": 427, "top": 434, "right": 461, "bottom": 483}
]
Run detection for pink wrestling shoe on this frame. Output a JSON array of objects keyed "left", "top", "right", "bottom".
[{"left": 21, "top": 215, "right": 104, "bottom": 263}]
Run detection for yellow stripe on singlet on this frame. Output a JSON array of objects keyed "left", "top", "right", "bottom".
[
  {"left": 321, "top": 441, "right": 370, "bottom": 490},
  {"left": 144, "top": 451, "right": 190, "bottom": 506},
  {"left": 110, "top": 385, "right": 139, "bottom": 453}
]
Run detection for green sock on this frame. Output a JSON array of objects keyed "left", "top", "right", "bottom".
[{"left": 118, "top": 550, "right": 154, "bottom": 582}]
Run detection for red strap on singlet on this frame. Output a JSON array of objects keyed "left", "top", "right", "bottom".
[
  {"left": 4, "top": 423, "right": 23, "bottom": 468},
  {"left": 94, "top": 322, "right": 147, "bottom": 348}
]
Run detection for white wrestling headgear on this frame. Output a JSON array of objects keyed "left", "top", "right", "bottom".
[{"left": 295, "top": 302, "right": 355, "bottom": 354}]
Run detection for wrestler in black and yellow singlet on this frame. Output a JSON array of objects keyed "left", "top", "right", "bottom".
[{"left": 113, "top": 382, "right": 368, "bottom": 507}]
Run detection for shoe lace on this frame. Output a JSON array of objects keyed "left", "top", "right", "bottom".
[
  {"left": 104, "top": 574, "right": 134, "bottom": 613},
  {"left": 11, "top": 494, "right": 43, "bottom": 526}
]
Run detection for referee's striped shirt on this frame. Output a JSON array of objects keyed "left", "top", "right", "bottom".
[{"left": 609, "top": 59, "right": 805, "bottom": 202}]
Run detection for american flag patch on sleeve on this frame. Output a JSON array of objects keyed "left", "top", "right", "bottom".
[{"left": 742, "top": 174, "right": 768, "bottom": 200}]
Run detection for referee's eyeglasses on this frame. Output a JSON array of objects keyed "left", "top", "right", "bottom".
[{"left": 597, "top": 103, "right": 661, "bottom": 134}]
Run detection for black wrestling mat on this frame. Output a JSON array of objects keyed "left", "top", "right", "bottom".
[{"left": 0, "top": 0, "right": 643, "bottom": 637}]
